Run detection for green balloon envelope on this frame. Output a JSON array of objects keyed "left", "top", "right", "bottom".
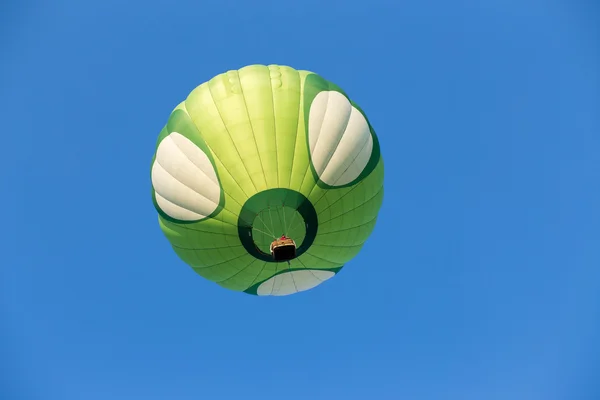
[{"left": 150, "top": 64, "right": 384, "bottom": 296}]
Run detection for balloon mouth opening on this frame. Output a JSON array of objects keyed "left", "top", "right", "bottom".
[
  {"left": 237, "top": 189, "right": 318, "bottom": 263},
  {"left": 250, "top": 205, "right": 304, "bottom": 256}
]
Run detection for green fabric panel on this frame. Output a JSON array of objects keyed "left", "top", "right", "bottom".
[
  {"left": 271, "top": 65, "right": 301, "bottom": 188},
  {"left": 289, "top": 70, "right": 314, "bottom": 192},
  {"left": 208, "top": 72, "right": 268, "bottom": 193},
  {"left": 297, "top": 252, "right": 341, "bottom": 269},
  {"left": 185, "top": 82, "right": 257, "bottom": 199},
  {"left": 159, "top": 218, "right": 236, "bottom": 249},
  {"left": 191, "top": 253, "right": 255, "bottom": 283},
  {"left": 215, "top": 258, "right": 265, "bottom": 289},
  {"left": 237, "top": 65, "right": 278, "bottom": 189}
]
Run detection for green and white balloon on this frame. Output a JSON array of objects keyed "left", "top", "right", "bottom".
[{"left": 150, "top": 64, "right": 384, "bottom": 296}]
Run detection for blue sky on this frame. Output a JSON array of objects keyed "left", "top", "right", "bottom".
[{"left": 2, "top": 1, "right": 599, "bottom": 399}]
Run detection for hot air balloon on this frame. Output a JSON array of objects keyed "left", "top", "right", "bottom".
[{"left": 150, "top": 64, "right": 384, "bottom": 296}]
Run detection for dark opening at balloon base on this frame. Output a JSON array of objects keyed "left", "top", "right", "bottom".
[{"left": 237, "top": 189, "right": 318, "bottom": 263}]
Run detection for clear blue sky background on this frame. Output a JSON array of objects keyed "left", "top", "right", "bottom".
[{"left": 2, "top": 1, "right": 599, "bottom": 399}]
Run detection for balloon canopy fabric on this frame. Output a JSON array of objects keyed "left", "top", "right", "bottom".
[{"left": 150, "top": 64, "right": 384, "bottom": 296}]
